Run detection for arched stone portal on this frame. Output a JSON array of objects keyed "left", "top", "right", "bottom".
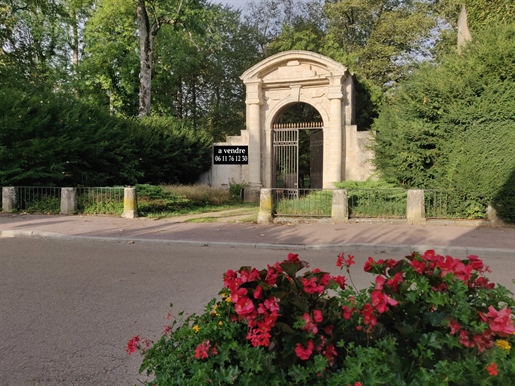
[
  {"left": 240, "top": 50, "right": 373, "bottom": 199},
  {"left": 200, "top": 51, "right": 374, "bottom": 200}
]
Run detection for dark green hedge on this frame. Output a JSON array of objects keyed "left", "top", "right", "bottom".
[
  {"left": 372, "top": 24, "right": 515, "bottom": 223},
  {"left": 0, "top": 87, "right": 211, "bottom": 187}
]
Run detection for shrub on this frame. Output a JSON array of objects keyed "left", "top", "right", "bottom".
[
  {"left": 371, "top": 24, "right": 515, "bottom": 223},
  {"left": 165, "top": 185, "right": 234, "bottom": 206},
  {"left": 136, "top": 185, "right": 192, "bottom": 214},
  {"left": 130, "top": 251, "right": 515, "bottom": 385},
  {"left": 0, "top": 87, "right": 212, "bottom": 187}
]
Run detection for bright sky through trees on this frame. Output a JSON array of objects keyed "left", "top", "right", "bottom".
[{"left": 216, "top": 0, "right": 249, "bottom": 10}]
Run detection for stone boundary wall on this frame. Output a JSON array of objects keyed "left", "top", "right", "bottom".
[
  {"left": 1, "top": 186, "right": 138, "bottom": 218},
  {"left": 1, "top": 187, "right": 509, "bottom": 227},
  {"left": 258, "top": 188, "right": 506, "bottom": 227}
]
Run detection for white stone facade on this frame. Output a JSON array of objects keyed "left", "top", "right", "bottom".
[{"left": 201, "top": 50, "right": 374, "bottom": 195}]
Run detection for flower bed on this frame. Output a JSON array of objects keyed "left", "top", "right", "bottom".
[{"left": 129, "top": 250, "right": 515, "bottom": 385}]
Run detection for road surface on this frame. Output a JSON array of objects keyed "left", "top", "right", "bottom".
[{"left": 1, "top": 238, "right": 514, "bottom": 385}]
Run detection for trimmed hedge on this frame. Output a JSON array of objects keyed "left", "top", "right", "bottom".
[
  {"left": 0, "top": 86, "right": 211, "bottom": 187},
  {"left": 372, "top": 24, "right": 515, "bottom": 223}
]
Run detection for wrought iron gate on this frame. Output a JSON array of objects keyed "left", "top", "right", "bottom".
[
  {"left": 273, "top": 126, "right": 298, "bottom": 189},
  {"left": 272, "top": 122, "right": 323, "bottom": 189}
]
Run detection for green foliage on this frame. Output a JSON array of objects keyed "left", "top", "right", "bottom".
[
  {"left": 0, "top": 86, "right": 212, "bottom": 187},
  {"left": 135, "top": 185, "right": 249, "bottom": 217},
  {"left": 323, "top": 0, "right": 436, "bottom": 90},
  {"left": 136, "top": 184, "right": 192, "bottom": 214},
  {"left": 334, "top": 180, "right": 407, "bottom": 219},
  {"left": 133, "top": 116, "right": 212, "bottom": 185},
  {"left": 274, "top": 190, "right": 333, "bottom": 217},
  {"left": 228, "top": 179, "right": 246, "bottom": 202},
  {"left": 0, "top": 86, "right": 139, "bottom": 186},
  {"left": 131, "top": 251, "right": 515, "bottom": 385},
  {"left": 462, "top": 0, "right": 515, "bottom": 32},
  {"left": 372, "top": 24, "right": 515, "bottom": 223},
  {"left": 77, "top": 187, "right": 125, "bottom": 215},
  {"left": 80, "top": 0, "right": 139, "bottom": 116}
]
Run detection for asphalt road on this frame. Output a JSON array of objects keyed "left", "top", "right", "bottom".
[{"left": 1, "top": 238, "right": 514, "bottom": 386}]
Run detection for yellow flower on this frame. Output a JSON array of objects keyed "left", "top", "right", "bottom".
[
  {"left": 218, "top": 321, "right": 223, "bottom": 326},
  {"left": 495, "top": 339, "right": 511, "bottom": 350},
  {"left": 192, "top": 325, "right": 201, "bottom": 333},
  {"left": 225, "top": 297, "right": 232, "bottom": 303}
]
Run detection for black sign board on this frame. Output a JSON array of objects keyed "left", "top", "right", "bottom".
[{"left": 213, "top": 146, "right": 249, "bottom": 165}]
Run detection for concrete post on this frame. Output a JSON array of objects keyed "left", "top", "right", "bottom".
[
  {"left": 487, "top": 205, "right": 506, "bottom": 227},
  {"left": 257, "top": 188, "right": 273, "bottom": 224},
  {"left": 122, "top": 187, "right": 138, "bottom": 218},
  {"left": 331, "top": 189, "right": 348, "bottom": 223},
  {"left": 407, "top": 189, "right": 426, "bottom": 225},
  {"left": 2, "top": 187, "right": 16, "bottom": 212},
  {"left": 60, "top": 188, "right": 77, "bottom": 215}
]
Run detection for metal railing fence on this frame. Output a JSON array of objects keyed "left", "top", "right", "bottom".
[
  {"left": 77, "top": 187, "right": 124, "bottom": 215},
  {"left": 272, "top": 189, "right": 333, "bottom": 217},
  {"left": 14, "top": 186, "right": 62, "bottom": 214},
  {"left": 348, "top": 188, "right": 407, "bottom": 219},
  {"left": 424, "top": 190, "right": 487, "bottom": 219}
]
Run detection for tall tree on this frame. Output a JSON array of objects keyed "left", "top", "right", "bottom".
[
  {"left": 323, "top": 0, "right": 436, "bottom": 89},
  {"left": 136, "top": 0, "right": 205, "bottom": 117},
  {"left": 81, "top": 0, "right": 139, "bottom": 115},
  {"left": 151, "top": 3, "right": 260, "bottom": 138}
]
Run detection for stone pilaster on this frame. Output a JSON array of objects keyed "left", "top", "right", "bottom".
[
  {"left": 60, "top": 188, "right": 77, "bottom": 215},
  {"left": 257, "top": 188, "right": 273, "bottom": 224},
  {"left": 244, "top": 79, "right": 263, "bottom": 200},
  {"left": 331, "top": 189, "right": 349, "bottom": 223},
  {"left": 122, "top": 187, "right": 138, "bottom": 218},
  {"left": 407, "top": 189, "right": 426, "bottom": 225},
  {"left": 325, "top": 75, "right": 345, "bottom": 188},
  {"left": 2, "top": 187, "right": 16, "bottom": 212}
]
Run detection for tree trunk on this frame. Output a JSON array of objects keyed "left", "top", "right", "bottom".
[{"left": 137, "top": 0, "right": 153, "bottom": 117}]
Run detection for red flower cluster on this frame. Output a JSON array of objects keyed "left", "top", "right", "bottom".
[
  {"left": 480, "top": 306, "right": 515, "bottom": 337},
  {"left": 223, "top": 253, "right": 345, "bottom": 366},
  {"left": 448, "top": 307, "right": 514, "bottom": 352},
  {"left": 487, "top": 362, "right": 498, "bottom": 376},
  {"left": 295, "top": 340, "right": 314, "bottom": 360},
  {"left": 302, "top": 271, "right": 331, "bottom": 294},
  {"left": 126, "top": 335, "right": 140, "bottom": 355},
  {"left": 336, "top": 253, "right": 355, "bottom": 268},
  {"left": 224, "top": 263, "right": 282, "bottom": 348},
  {"left": 364, "top": 257, "right": 397, "bottom": 274},
  {"left": 195, "top": 340, "right": 218, "bottom": 359},
  {"left": 408, "top": 250, "right": 493, "bottom": 286}
]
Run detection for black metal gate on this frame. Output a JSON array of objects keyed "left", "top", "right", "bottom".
[{"left": 272, "top": 122, "right": 323, "bottom": 189}]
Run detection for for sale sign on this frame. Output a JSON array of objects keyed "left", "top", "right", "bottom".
[{"left": 213, "top": 146, "right": 249, "bottom": 165}]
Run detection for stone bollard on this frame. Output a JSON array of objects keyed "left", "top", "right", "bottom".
[
  {"left": 60, "top": 188, "right": 77, "bottom": 215},
  {"left": 2, "top": 187, "right": 16, "bottom": 212},
  {"left": 331, "top": 189, "right": 349, "bottom": 223},
  {"left": 257, "top": 188, "right": 273, "bottom": 224},
  {"left": 407, "top": 189, "right": 426, "bottom": 225},
  {"left": 487, "top": 205, "right": 506, "bottom": 227},
  {"left": 122, "top": 187, "right": 138, "bottom": 218}
]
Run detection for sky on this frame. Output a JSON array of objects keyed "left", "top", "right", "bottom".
[{"left": 214, "top": 0, "right": 251, "bottom": 11}]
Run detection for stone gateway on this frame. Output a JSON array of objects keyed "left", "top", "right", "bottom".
[{"left": 201, "top": 50, "right": 374, "bottom": 200}]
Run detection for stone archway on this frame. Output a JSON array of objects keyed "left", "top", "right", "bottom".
[
  {"left": 201, "top": 50, "right": 374, "bottom": 200},
  {"left": 240, "top": 50, "right": 368, "bottom": 198}
]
